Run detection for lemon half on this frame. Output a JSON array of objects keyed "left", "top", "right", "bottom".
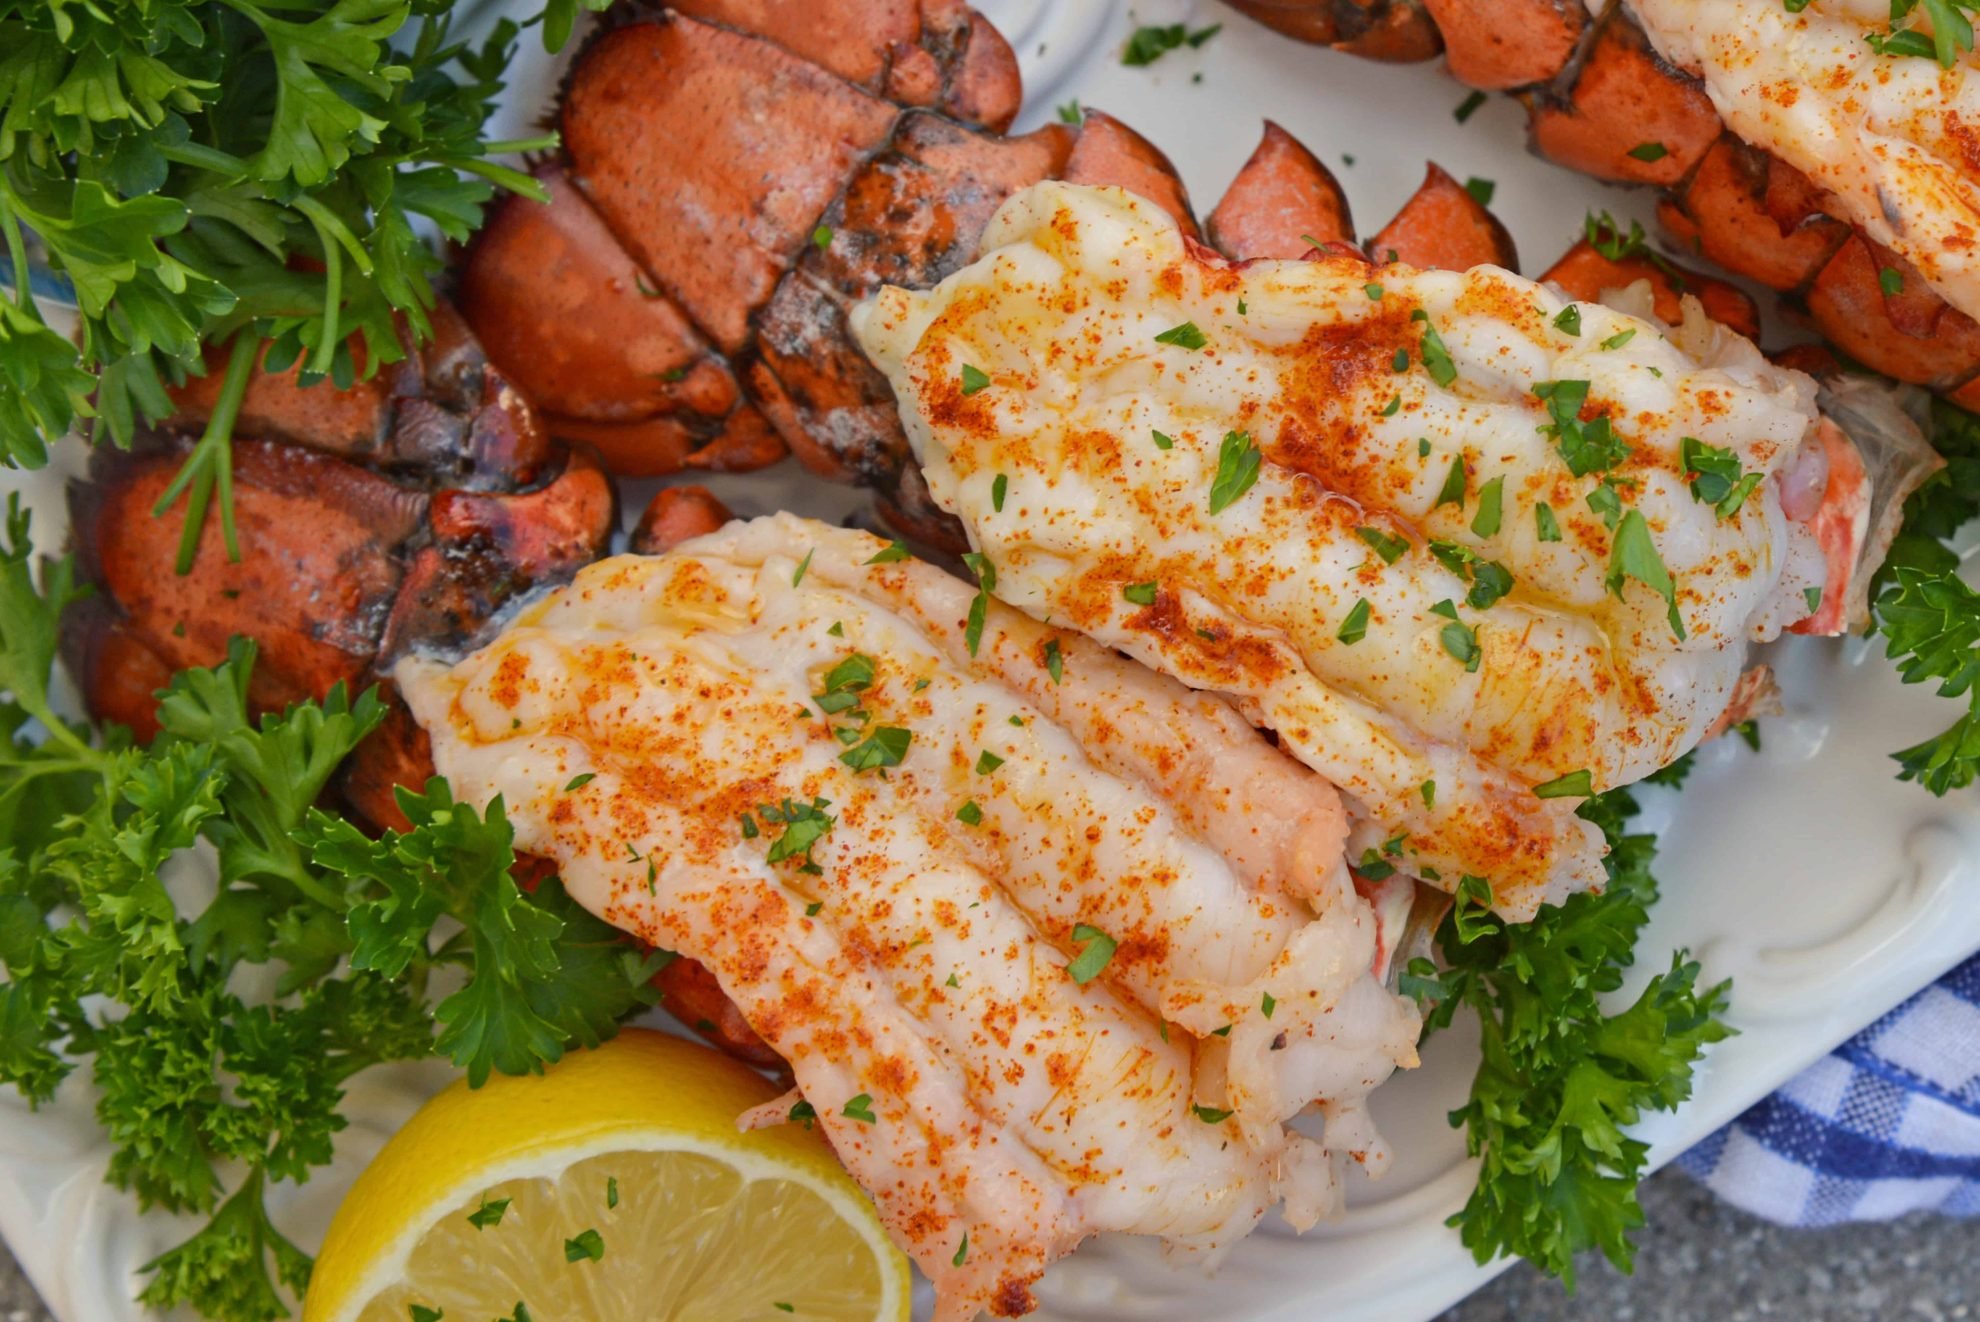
[{"left": 303, "top": 1030, "right": 910, "bottom": 1322}]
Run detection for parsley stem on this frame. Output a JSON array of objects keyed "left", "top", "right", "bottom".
[
  {"left": 0, "top": 186, "right": 31, "bottom": 314},
  {"left": 154, "top": 332, "right": 257, "bottom": 574}
]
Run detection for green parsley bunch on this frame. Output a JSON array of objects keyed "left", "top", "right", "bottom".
[
  {"left": 0, "top": 501, "right": 661, "bottom": 1320},
  {"left": 0, "top": 0, "right": 605, "bottom": 570},
  {"left": 1402, "top": 782, "right": 1732, "bottom": 1286},
  {"left": 1874, "top": 399, "right": 1980, "bottom": 792}
]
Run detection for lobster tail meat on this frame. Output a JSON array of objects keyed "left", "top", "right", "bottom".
[
  {"left": 854, "top": 182, "right": 1866, "bottom": 914},
  {"left": 401, "top": 513, "right": 1421, "bottom": 1319},
  {"left": 1367, "top": 162, "right": 1518, "bottom": 272},
  {"left": 1206, "top": 121, "right": 1355, "bottom": 260},
  {"left": 1292, "top": 0, "right": 1980, "bottom": 402}
]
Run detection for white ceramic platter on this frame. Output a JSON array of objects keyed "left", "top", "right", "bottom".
[{"left": 5, "top": 2, "right": 1980, "bottom": 1320}]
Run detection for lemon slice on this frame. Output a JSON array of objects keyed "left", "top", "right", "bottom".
[{"left": 303, "top": 1029, "right": 910, "bottom": 1322}]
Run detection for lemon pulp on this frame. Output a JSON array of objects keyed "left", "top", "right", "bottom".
[{"left": 303, "top": 1030, "right": 909, "bottom": 1322}]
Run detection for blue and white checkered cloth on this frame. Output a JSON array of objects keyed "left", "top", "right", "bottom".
[{"left": 1679, "top": 954, "right": 1980, "bottom": 1224}]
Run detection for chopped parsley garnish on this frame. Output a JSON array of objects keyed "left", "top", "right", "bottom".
[
  {"left": 827, "top": 622, "right": 844, "bottom": 637},
  {"left": 1868, "top": 4, "right": 1975, "bottom": 66},
  {"left": 954, "top": 1232, "right": 970, "bottom": 1268},
  {"left": 1237, "top": 297, "right": 1248, "bottom": 315},
  {"left": 1043, "top": 638, "right": 1064, "bottom": 684},
  {"left": 502, "top": 1305, "right": 533, "bottom": 1322},
  {"left": 1533, "top": 769, "right": 1594, "bottom": 799},
  {"left": 740, "top": 813, "right": 759, "bottom": 840},
  {"left": 960, "top": 364, "right": 991, "bottom": 396},
  {"left": 840, "top": 726, "right": 912, "bottom": 773},
  {"left": 805, "top": 901, "right": 823, "bottom": 917},
  {"left": 976, "top": 750, "right": 1005, "bottom": 774},
  {"left": 1553, "top": 305, "right": 1582, "bottom": 336},
  {"left": 1465, "top": 176, "right": 1496, "bottom": 206},
  {"left": 1472, "top": 476, "right": 1505, "bottom": 537},
  {"left": 1805, "top": 585, "right": 1824, "bottom": 615},
  {"left": 1881, "top": 265, "right": 1907, "bottom": 298},
  {"left": 792, "top": 548, "right": 815, "bottom": 587},
  {"left": 789, "top": 1100, "right": 818, "bottom": 1127},
  {"left": 962, "top": 552, "right": 996, "bottom": 657},
  {"left": 565, "top": 1229, "right": 605, "bottom": 1263},
  {"left": 1381, "top": 394, "right": 1402, "bottom": 417},
  {"left": 1536, "top": 503, "right": 1563, "bottom": 542},
  {"left": 564, "top": 773, "right": 596, "bottom": 792},
  {"left": 1420, "top": 438, "right": 1433, "bottom": 458},
  {"left": 1192, "top": 1104, "right": 1234, "bottom": 1124},
  {"left": 1208, "top": 430, "right": 1263, "bottom": 513},
  {"left": 1679, "top": 437, "right": 1763, "bottom": 519},
  {"left": 1436, "top": 456, "right": 1468, "bottom": 509},
  {"left": 762, "top": 797, "right": 836, "bottom": 870},
  {"left": 1123, "top": 581, "right": 1159, "bottom": 606},
  {"left": 1365, "top": 282, "right": 1385, "bottom": 300},
  {"left": 1393, "top": 348, "right": 1412, "bottom": 374},
  {"left": 1357, "top": 526, "right": 1410, "bottom": 564},
  {"left": 1339, "top": 598, "right": 1372, "bottom": 644},
  {"left": 1600, "top": 328, "right": 1638, "bottom": 352},
  {"left": 1357, "top": 847, "right": 1397, "bottom": 882},
  {"left": 1534, "top": 379, "right": 1630, "bottom": 477},
  {"left": 864, "top": 540, "right": 912, "bottom": 565},
  {"left": 814, "top": 653, "right": 876, "bottom": 714},
  {"left": 1065, "top": 924, "right": 1117, "bottom": 984},
  {"left": 1058, "top": 100, "right": 1084, "bottom": 123},
  {"left": 1009, "top": 714, "right": 1025, "bottom": 727},
  {"left": 1122, "top": 21, "right": 1221, "bottom": 65},
  {"left": 1433, "top": 600, "right": 1483, "bottom": 671},
  {"left": 1626, "top": 142, "right": 1669, "bottom": 162},
  {"left": 842, "top": 1094, "right": 877, "bottom": 1124},
  {"left": 411, "top": 1307, "right": 443, "bottom": 1322},
  {"left": 774, "top": 1306, "right": 795, "bottom": 1315},
  {"left": 991, "top": 473, "right": 1008, "bottom": 512},
  {"left": 468, "top": 1197, "right": 511, "bottom": 1230},
  {"left": 1412, "top": 309, "right": 1458, "bottom": 387},
  {"left": 1421, "top": 779, "right": 1437, "bottom": 808},
  {"left": 1608, "top": 510, "right": 1686, "bottom": 639},
  {"left": 1466, "top": 560, "right": 1515, "bottom": 610},
  {"left": 1454, "top": 90, "right": 1488, "bottom": 122},
  {"left": 1261, "top": 991, "right": 1277, "bottom": 1019},
  {"left": 607, "top": 1177, "right": 619, "bottom": 1210},
  {"left": 1152, "top": 429, "right": 1176, "bottom": 450},
  {"left": 1154, "top": 321, "right": 1208, "bottom": 350},
  {"left": 1586, "top": 475, "right": 1628, "bottom": 531},
  {"left": 956, "top": 800, "right": 984, "bottom": 826}
]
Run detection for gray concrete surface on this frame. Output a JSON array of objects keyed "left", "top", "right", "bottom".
[{"left": 0, "top": 1167, "right": 1971, "bottom": 1319}]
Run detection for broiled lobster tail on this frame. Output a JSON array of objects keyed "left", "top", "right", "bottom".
[
  {"left": 63, "top": 303, "right": 618, "bottom": 831},
  {"left": 1242, "top": 0, "right": 1980, "bottom": 406},
  {"left": 458, "top": 1, "right": 1563, "bottom": 548}
]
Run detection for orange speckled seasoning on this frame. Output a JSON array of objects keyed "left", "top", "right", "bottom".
[
  {"left": 1627, "top": 0, "right": 1980, "bottom": 321},
  {"left": 400, "top": 514, "right": 1420, "bottom": 1322},
  {"left": 855, "top": 181, "right": 1847, "bottom": 914}
]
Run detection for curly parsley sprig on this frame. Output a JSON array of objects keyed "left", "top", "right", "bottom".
[
  {"left": 0, "top": 501, "right": 658, "bottom": 1320},
  {"left": 1874, "top": 399, "right": 1980, "bottom": 793},
  {"left": 1403, "top": 784, "right": 1732, "bottom": 1286},
  {"left": 0, "top": 0, "right": 605, "bottom": 571}
]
